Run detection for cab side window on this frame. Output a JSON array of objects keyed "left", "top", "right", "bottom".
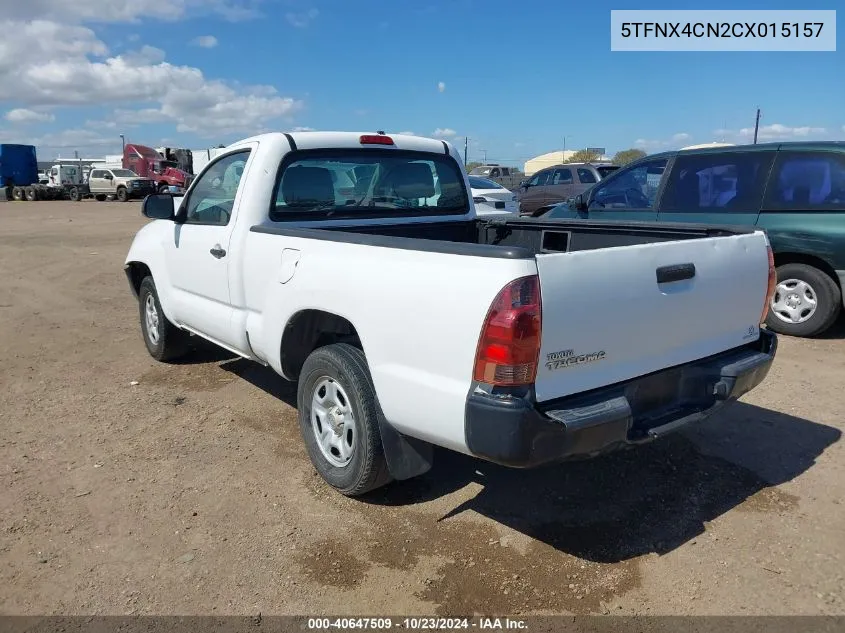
[
  {"left": 551, "top": 168, "right": 573, "bottom": 185},
  {"left": 590, "top": 159, "right": 668, "bottom": 210},
  {"left": 763, "top": 152, "right": 845, "bottom": 210},
  {"left": 183, "top": 150, "right": 251, "bottom": 226},
  {"left": 528, "top": 170, "right": 550, "bottom": 187},
  {"left": 577, "top": 168, "right": 597, "bottom": 184}
]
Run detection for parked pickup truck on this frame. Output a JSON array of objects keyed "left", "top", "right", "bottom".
[{"left": 124, "top": 131, "right": 778, "bottom": 497}]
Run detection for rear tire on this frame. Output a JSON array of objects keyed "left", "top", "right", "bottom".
[
  {"left": 765, "top": 263, "right": 841, "bottom": 338},
  {"left": 12, "top": 187, "right": 24, "bottom": 201},
  {"left": 116, "top": 187, "right": 128, "bottom": 202},
  {"left": 138, "top": 276, "right": 190, "bottom": 362},
  {"left": 297, "top": 343, "right": 392, "bottom": 496},
  {"left": 68, "top": 186, "right": 80, "bottom": 202},
  {"left": 25, "top": 187, "right": 37, "bottom": 201}
]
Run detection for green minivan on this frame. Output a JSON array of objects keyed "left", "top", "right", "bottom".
[{"left": 546, "top": 142, "right": 845, "bottom": 338}]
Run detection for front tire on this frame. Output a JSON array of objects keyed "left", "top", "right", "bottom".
[
  {"left": 158, "top": 183, "right": 170, "bottom": 194},
  {"left": 138, "top": 276, "right": 190, "bottom": 361},
  {"left": 68, "top": 186, "right": 80, "bottom": 202},
  {"left": 766, "top": 263, "right": 841, "bottom": 338},
  {"left": 297, "top": 343, "right": 392, "bottom": 496},
  {"left": 116, "top": 187, "right": 128, "bottom": 202},
  {"left": 25, "top": 187, "right": 38, "bottom": 201}
]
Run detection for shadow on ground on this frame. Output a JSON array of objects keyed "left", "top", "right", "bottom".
[
  {"left": 366, "top": 401, "right": 840, "bottom": 563},
  {"left": 220, "top": 358, "right": 840, "bottom": 564}
]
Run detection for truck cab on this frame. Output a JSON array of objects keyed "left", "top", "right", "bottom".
[{"left": 123, "top": 143, "right": 191, "bottom": 193}]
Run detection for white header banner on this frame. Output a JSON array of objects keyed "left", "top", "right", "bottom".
[{"left": 610, "top": 10, "right": 836, "bottom": 51}]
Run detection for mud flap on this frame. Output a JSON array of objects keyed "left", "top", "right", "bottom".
[{"left": 377, "top": 417, "right": 433, "bottom": 480}]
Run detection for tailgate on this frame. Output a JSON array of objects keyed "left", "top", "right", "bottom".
[{"left": 533, "top": 231, "right": 770, "bottom": 403}]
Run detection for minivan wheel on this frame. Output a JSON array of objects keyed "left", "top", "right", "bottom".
[{"left": 766, "top": 263, "right": 841, "bottom": 338}]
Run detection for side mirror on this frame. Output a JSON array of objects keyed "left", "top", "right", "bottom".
[
  {"left": 571, "top": 194, "right": 588, "bottom": 212},
  {"left": 520, "top": 180, "right": 530, "bottom": 188},
  {"left": 142, "top": 193, "right": 175, "bottom": 220}
]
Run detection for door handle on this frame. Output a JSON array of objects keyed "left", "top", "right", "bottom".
[
  {"left": 656, "top": 263, "right": 695, "bottom": 284},
  {"left": 209, "top": 244, "right": 226, "bottom": 259}
]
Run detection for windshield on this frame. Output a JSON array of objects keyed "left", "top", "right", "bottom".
[
  {"left": 470, "top": 167, "right": 493, "bottom": 176},
  {"left": 468, "top": 176, "right": 504, "bottom": 190},
  {"left": 270, "top": 149, "right": 469, "bottom": 220},
  {"left": 111, "top": 169, "right": 137, "bottom": 177}
]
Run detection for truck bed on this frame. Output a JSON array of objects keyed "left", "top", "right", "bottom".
[
  {"left": 251, "top": 216, "right": 770, "bottom": 404},
  {"left": 251, "top": 217, "right": 754, "bottom": 258}
]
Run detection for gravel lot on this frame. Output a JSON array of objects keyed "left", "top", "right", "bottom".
[{"left": 1, "top": 200, "right": 843, "bottom": 616}]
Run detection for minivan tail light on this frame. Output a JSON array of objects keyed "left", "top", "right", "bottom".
[
  {"left": 359, "top": 134, "right": 394, "bottom": 145},
  {"left": 761, "top": 245, "right": 776, "bottom": 323},
  {"left": 473, "top": 275, "right": 542, "bottom": 386}
]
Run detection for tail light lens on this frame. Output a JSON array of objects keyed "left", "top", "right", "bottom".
[
  {"left": 761, "top": 245, "right": 776, "bottom": 323},
  {"left": 473, "top": 275, "right": 542, "bottom": 386}
]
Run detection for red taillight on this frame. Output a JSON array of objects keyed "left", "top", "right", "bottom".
[
  {"left": 473, "top": 275, "right": 542, "bottom": 386},
  {"left": 761, "top": 245, "right": 776, "bottom": 323},
  {"left": 359, "top": 134, "right": 394, "bottom": 145}
]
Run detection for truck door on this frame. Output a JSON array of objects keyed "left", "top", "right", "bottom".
[{"left": 165, "top": 148, "right": 253, "bottom": 350}]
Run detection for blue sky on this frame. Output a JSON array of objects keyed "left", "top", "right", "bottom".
[{"left": 1, "top": 0, "right": 842, "bottom": 165}]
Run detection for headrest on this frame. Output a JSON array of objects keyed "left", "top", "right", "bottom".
[
  {"left": 389, "top": 162, "right": 435, "bottom": 198},
  {"left": 282, "top": 166, "right": 335, "bottom": 206}
]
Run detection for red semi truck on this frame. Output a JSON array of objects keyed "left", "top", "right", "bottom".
[{"left": 122, "top": 143, "right": 192, "bottom": 192}]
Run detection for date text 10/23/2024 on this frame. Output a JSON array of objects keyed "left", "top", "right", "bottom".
[{"left": 306, "top": 617, "right": 528, "bottom": 630}]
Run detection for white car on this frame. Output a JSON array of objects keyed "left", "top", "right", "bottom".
[
  {"left": 468, "top": 175, "right": 518, "bottom": 215},
  {"left": 125, "top": 130, "right": 778, "bottom": 497}
]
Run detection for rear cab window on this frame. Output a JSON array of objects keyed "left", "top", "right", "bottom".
[
  {"left": 270, "top": 149, "right": 469, "bottom": 221},
  {"left": 763, "top": 151, "right": 845, "bottom": 210},
  {"left": 660, "top": 151, "right": 775, "bottom": 212}
]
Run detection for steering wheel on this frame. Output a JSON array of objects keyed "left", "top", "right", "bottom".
[{"left": 624, "top": 187, "right": 650, "bottom": 208}]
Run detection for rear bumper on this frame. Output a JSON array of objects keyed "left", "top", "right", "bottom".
[{"left": 464, "top": 329, "right": 777, "bottom": 468}]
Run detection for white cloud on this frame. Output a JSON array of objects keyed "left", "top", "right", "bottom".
[
  {"left": 737, "top": 123, "right": 826, "bottom": 141},
  {"left": 0, "top": 18, "right": 302, "bottom": 138},
  {"left": 398, "top": 131, "right": 415, "bottom": 136},
  {"left": 635, "top": 132, "right": 692, "bottom": 149},
  {"left": 2, "top": 0, "right": 263, "bottom": 24},
  {"left": 433, "top": 127, "right": 456, "bottom": 138},
  {"left": 5, "top": 108, "right": 55, "bottom": 123},
  {"left": 291, "top": 126, "right": 315, "bottom": 132},
  {"left": 437, "top": 81, "right": 446, "bottom": 93},
  {"left": 286, "top": 8, "right": 318, "bottom": 28},
  {"left": 191, "top": 35, "right": 218, "bottom": 48}
]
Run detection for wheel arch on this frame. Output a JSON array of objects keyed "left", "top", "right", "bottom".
[
  {"left": 772, "top": 252, "right": 840, "bottom": 290},
  {"left": 282, "top": 310, "right": 434, "bottom": 482},
  {"left": 279, "top": 309, "right": 362, "bottom": 381}
]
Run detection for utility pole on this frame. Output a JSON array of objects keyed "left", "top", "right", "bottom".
[
  {"left": 464, "top": 137, "right": 468, "bottom": 164},
  {"left": 753, "top": 108, "right": 761, "bottom": 145},
  {"left": 120, "top": 134, "right": 125, "bottom": 153},
  {"left": 481, "top": 149, "right": 487, "bottom": 164}
]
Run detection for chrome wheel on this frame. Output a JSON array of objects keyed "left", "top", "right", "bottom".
[
  {"left": 144, "top": 293, "right": 160, "bottom": 345},
  {"left": 771, "top": 278, "right": 817, "bottom": 324},
  {"left": 311, "top": 377, "right": 356, "bottom": 467}
]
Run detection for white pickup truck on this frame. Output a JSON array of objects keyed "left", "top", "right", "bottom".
[{"left": 124, "top": 131, "right": 778, "bottom": 496}]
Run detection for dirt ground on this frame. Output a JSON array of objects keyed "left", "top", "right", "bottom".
[{"left": 1, "top": 200, "right": 843, "bottom": 617}]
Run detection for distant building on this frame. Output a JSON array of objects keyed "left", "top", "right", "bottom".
[
  {"left": 524, "top": 151, "right": 577, "bottom": 176},
  {"left": 523, "top": 150, "right": 612, "bottom": 175}
]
